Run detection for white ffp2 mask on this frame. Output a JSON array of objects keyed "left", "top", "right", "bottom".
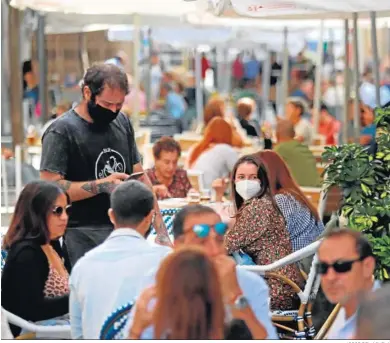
[{"left": 235, "top": 180, "right": 261, "bottom": 201}]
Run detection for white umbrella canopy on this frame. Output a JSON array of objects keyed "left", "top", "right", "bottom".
[
  {"left": 205, "top": 0, "right": 390, "bottom": 19},
  {"left": 10, "top": 0, "right": 198, "bottom": 16}
]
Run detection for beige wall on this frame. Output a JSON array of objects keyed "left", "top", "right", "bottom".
[{"left": 32, "top": 30, "right": 133, "bottom": 84}]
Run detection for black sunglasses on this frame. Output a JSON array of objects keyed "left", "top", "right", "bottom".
[
  {"left": 52, "top": 205, "right": 72, "bottom": 216},
  {"left": 316, "top": 257, "right": 365, "bottom": 275}
]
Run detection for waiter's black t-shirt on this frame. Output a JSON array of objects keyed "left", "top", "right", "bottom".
[{"left": 40, "top": 110, "right": 141, "bottom": 227}]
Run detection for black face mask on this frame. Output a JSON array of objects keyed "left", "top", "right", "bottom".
[{"left": 88, "top": 100, "right": 119, "bottom": 128}]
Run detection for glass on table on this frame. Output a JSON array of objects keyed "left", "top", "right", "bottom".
[{"left": 200, "top": 189, "right": 212, "bottom": 203}]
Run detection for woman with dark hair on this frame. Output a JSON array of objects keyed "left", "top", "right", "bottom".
[
  {"left": 224, "top": 156, "right": 304, "bottom": 311},
  {"left": 1, "top": 181, "right": 71, "bottom": 336},
  {"left": 253, "top": 150, "right": 324, "bottom": 252}
]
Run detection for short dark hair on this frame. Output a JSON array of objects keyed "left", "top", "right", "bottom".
[
  {"left": 287, "top": 99, "right": 305, "bottom": 116},
  {"left": 320, "top": 103, "right": 329, "bottom": 112},
  {"left": 110, "top": 180, "right": 154, "bottom": 227},
  {"left": 322, "top": 228, "right": 374, "bottom": 259},
  {"left": 3, "top": 181, "right": 70, "bottom": 249},
  {"left": 172, "top": 205, "right": 217, "bottom": 240},
  {"left": 81, "top": 63, "right": 129, "bottom": 99},
  {"left": 153, "top": 137, "right": 181, "bottom": 159}
]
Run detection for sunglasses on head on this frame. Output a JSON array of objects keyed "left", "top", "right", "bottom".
[
  {"left": 316, "top": 256, "right": 365, "bottom": 275},
  {"left": 52, "top": 205, "right": 72, "bottom": 216},
  {"left": 193, "top": 222, "right": 228, "bottom": 239}
]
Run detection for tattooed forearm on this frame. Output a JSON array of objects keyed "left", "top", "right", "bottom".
[
  {"left": 56, "top": 179, "right": 72, "bottom": 192},
  {"left": 81, "top": 181, "right": 117, "bottom": 194}
]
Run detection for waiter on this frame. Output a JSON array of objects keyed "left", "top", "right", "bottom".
[{"left": 40, "top": 63, "right": 171, "bottom": 266}]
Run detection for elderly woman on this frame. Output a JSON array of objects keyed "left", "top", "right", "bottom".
[{"left": 146, "top": 137, "right": 192, "bottom": 200}]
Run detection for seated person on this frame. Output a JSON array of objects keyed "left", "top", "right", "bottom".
[
  {"left": 273, "top": 120, "right": 321, "bottom": 187},
  {"left": 318, "top": 103, "right": 341, "bottom": 145},
  {"left": 318, "top": 229, "right": 378, "bottom": 339},
  {"left": 360, "top": 104, "right": 376, "bottom": 146},
  {"left": 237, "top": 98, "right": 258, "bottom": 137},
  {"left": 69, "top": 181, "right": 170, "bottom": 339},
  {"left": 160, "top": 83, "right": 186, "bottom": 120},
  {"left": 202, "top": 97, "right": 244, "bottom": 148},
  {"left": 285, "top": 97, "right": 314, "bottom": 145},
  {"left": 187, "top": 117, "right": 239, "bottom": 190},
  {"left": 253, "top": 150, "right": 324, "bottom": 251},
  {"left": 225, "top": 156, "right": 304, "bottom": 311},
  {"left": 146, "top": 137, "right": 192, "bottom": 200},
  {"left": 1, "top": 181, "right": 71, "bottom": 336},
  {"left": 123, "top": 205, "right": 278, "bottom": 339},
  {"left": 129, "top": 247, "right": 268, "bottom": 339}
]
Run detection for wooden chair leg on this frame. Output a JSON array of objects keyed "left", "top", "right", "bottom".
[
  {"left": 315, "top": 303, "right": 341, "bottom": 340},
  {"left": 16, "top": 332, "right": 36, "bottom": 340}
]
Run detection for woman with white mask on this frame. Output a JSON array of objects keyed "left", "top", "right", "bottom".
[{"left": 224, "top": 156, "right": 304, "bottom": 311}]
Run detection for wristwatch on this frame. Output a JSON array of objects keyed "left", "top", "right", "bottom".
[{"left": 230, "top": 294, "right": 250, "bottom": 310}]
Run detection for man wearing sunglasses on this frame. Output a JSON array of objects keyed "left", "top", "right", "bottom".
[
  {"left": 122, "top": 205, "right": 278, "bottom": 339},
  {"left": 317, "top": 229, "right": 378, "bottom": 339}
]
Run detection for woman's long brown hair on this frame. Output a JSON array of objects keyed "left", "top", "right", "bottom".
[
  {"left": 204, "top": 97, "right": 225, "bottom": 126},
  {"left": 153, "top": 247, "right": 225, "bottom": 340},
  {"left": 252, "top": 150, "right": 320, "bottom": 220},
  {"left": 188, "top": 117, "right": 233, "bottom": 167}
]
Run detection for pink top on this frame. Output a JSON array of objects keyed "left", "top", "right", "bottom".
[{"left": 124, "top": 89, "right": 147, "bottom": 113}]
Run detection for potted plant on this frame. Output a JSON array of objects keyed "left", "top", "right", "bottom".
[{"left": 322, "top": 106, "right": 390, "bottom": 281}]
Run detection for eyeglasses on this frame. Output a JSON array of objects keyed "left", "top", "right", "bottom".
[
  {"left": 52, "top": 205, "right": 72, "bottom": 216},
  {"left": 316, "top": 257, "right": 365, "bottom": 275},
  {"left": 192, "top": 222, "right": 228, "bottom": 239}
]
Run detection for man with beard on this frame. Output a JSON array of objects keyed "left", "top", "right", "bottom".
[
  {"left": 68, "top": 181, "right": 171, "bottom": 339},
  {"left": 40, "top": 64, "right": 171, "bottom": 266}
]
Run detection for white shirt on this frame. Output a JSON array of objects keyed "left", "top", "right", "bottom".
[
  {"left": 192, "top": 144, "right": 239, "bottom": 189},
  {"left": 295, "top": 118, "right": 314, "bottom": 145},
  {"left": 69, "top": 228, "right": 171, "bottom": 339}
]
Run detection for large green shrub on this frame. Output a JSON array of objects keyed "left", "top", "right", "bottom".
[{"left": 322, "top": 107, "right": 390, "bottom": 280}]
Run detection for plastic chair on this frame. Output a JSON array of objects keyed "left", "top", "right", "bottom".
[
  {"left": 99, "top": 302, "right": 134, "bottom": 340},
  {"left": 150, "top": 208, "right": 181, "bottom": 237},
  {"left": 238, "top": 241, "right": 324, "bottom": 339},
  {"left": 2, "top": 309, "right": 71, "bottom": 340},
  {"left": 187, "top": 170, "right": 205, "bottom": 193}
]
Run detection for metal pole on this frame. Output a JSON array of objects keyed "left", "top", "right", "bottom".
[
  {"left": 195, "top": 47, "right": 204, "bottom": 126},
  {"left": 281, "top": 27, "right": 289, "bottom": 114},
  {"left": 352, "top": 13, "right": 361, "bottom": 142},
  {"left": 37, "top": 13, "right": 48, "bottom": 126},
  {"left": 370, "top": 11, "right": 380, "bottom": 107},
  {"left": 15, "top": 145, "right": 22, "bottom": 198},
  {"left": 144, "top": 27, "right": 152, "bottom": 113},
  {"left": 343, "top": 19, "right": 350, "bottom": 144},
  {"left": 313, "top": 20, "right": 324, "bottom": 136},
  {"left": 261, "top": 47, "right": 271, "bottom": 121},
  {"left": 132, "top": 14, "right": 141, "bottom": 129},
  {"left": 9, "top": 5, "right": 24, "bottom": 149}
]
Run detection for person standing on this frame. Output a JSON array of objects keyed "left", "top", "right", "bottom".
[{"left": 40, "top": 64, "right": 170, "bottom": 267}]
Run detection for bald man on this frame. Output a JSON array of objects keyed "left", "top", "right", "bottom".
[{"left": 274, "top": 120, "right": 321, "bottom": 187}]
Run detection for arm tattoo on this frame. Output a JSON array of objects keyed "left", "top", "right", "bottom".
[
  {"left": 81, "top": 181, "right": 117, "bottom": 195},
  {"left": 56, "top": 179, "right": 72, "bottom": 192}
]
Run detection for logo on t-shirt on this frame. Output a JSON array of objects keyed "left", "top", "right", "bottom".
[{"left": 95, "top": 148, "right": 126, "bottom": 179}]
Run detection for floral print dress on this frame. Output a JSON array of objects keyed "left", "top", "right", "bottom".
[
  {"left": 225, "top": 194, "right": 304, "bottom": 311},
  {"left": 146, "top": 167, "right": 192, "bottom": 200}
]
